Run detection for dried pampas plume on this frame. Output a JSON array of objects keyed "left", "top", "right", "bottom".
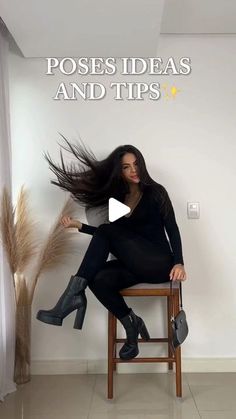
[
  {"left": 0, "top": 185, "right": 79, "bottom": 304},
  {"left": 29, "top": 198, "right": 77, "bottom": 303},
  {"left": 0, "top": 187, "right": 18, "bottom": 276},
  {"left": 15, "top": 186, "right": 38, "bottom": 274}
]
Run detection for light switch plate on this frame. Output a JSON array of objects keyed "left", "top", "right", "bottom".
[{"left": 187, "top": 202, "right": 200, "bottom": 219}]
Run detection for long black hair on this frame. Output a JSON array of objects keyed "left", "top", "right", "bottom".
[{"left": 44, "top": 136, "right": 171, "bottom": 216}]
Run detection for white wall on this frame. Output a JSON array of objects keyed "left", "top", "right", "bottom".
[{"left": 8, "top": 35, "right": 236, "bottom": 372}]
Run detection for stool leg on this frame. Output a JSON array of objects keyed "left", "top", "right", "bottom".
[
  {"left": 167, "top": 296, "right": 173, "bottom": 370},
  {"left": 108, "top": 311, "right": 114, "bottom": 399},
  {"left": 113, "top": 316, "right": 117, "bottom": 371},
  {"left": 174, "top": 292, "right": 182, "bottom": 398}
]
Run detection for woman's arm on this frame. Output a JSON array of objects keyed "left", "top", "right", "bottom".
[
  {"left": 159, "top": 187, "right": 184, "bottom": 266},
  {"left": 60, "top": 216, "right": 97, "bottom": 235},
  {"left": 78, "top": 223, "right": 97, "bottom": 235}
]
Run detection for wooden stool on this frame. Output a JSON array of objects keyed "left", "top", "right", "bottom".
[{"left": 107, "top": 281, "right": 182, "bottom": 399}]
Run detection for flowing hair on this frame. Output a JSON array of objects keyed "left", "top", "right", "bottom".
[{"left": 43, "top": 136, "right": 171, "bottom": 217}]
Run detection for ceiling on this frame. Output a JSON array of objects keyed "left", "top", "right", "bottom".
[{"left": 0, "top": 0, "right": 235, "bottom": 57}]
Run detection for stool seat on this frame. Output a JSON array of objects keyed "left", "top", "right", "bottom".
[
  {"left": 107, "top": 280, "right": 182, "bottom": 399},
  {"left": 121, "top": 281, "right": 180, "bottom": 289}
]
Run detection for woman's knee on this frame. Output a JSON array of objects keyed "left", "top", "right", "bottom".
[
  {"left": 94, "top": 223, "right": 110, "bottom": 237},
  {"left": 89, "top": 267, "right": 120, "bottom": 292},
  {"left": 95, "top": 222, "right": 133, "bottom": 243},
  {"left": 88, "top": 269, "right": 110, "bottom": 291}
]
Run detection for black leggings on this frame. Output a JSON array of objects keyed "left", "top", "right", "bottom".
[{"left": 75, "top": 223, "right": 174, "bottom": 319}]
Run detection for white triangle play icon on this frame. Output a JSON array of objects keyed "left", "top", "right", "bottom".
[{"left": 108, "top": 198, "right": 130, "bottom": 222}]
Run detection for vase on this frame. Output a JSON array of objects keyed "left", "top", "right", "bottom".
[
  {"left": 14, "top": 303, "right": 31, "bottom": 384},
  {"left": 13, "top": 272, "right": 32, "bottom": 384}
]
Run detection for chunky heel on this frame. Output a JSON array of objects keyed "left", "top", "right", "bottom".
[
  {"left": 139, "top": 321, "right": 150, "bottom": 341},
  {"left": 73, "top": 303, "right": 87, "bottom": 329}
]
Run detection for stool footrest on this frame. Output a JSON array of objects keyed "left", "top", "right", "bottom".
[
  {"left": 114, "top": 357, "right": 176, "bottom": 363},
  {"left": 116, "top": 338, "right": 169, "bottom": 343}
]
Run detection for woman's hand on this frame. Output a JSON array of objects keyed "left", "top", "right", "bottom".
[
  {"left": 60, "top": 216, "right": 82, "bottom": 230},
  {"left": 169, "top": 264, "right": 187, "bottom": 281}
]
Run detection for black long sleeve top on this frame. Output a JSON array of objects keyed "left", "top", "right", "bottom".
[{"left": 79, "top": 184, "right": 184, "bottom": 266}]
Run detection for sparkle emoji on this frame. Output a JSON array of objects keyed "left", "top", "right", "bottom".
[{"left": 162, "top": 84, "right": 181, "bottom": 99}]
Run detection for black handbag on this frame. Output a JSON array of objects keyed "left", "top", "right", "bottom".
[{"left": 170, "top": 281, "right": 188, "bottom": 349}]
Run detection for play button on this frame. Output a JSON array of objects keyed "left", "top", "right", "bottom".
[{"left": 108, "top": 198, "right": 130, "bottom": 222}]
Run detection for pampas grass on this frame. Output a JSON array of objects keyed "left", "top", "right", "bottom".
[
  {"left": 15, "top": 186, "right": 38, "bottom": 275},
  {"left": 0, "top": 186, "right": 78, "bottom": 303},
  {"left": 0, "top": 185, "right": 79, "bottom": 383},
  {"left": 0, "top": 187, "right": 18, "bottom": 276},
  {"left": 29, "top": 198, "right": 77, "bottom": 303}
]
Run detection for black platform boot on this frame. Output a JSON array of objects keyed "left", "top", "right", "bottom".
[
  {"left": 119, "top": 309, "right": 150, "bottom": 360},
  {"left": 36, "top": 275, "right": 88, "bottom": 329}
]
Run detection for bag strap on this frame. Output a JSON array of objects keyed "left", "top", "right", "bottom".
[{"left": 170, "top": 280, "right": 183, "bottom": 320}]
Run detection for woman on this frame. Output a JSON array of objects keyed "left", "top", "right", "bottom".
[{"left": 37, "top": 139, "right": 187, "bottom": 360}]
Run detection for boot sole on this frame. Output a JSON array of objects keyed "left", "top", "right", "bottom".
[
  {"left": 36, "top": 312, "right": 63, "bottom": 326},
  {"left": 119, "top": 346, "right": 139, "bottom": 360},
  {"left": 36, "top": 303, "right": 87, "bottom": 329}
]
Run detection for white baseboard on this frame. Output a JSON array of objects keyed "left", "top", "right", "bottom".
[{"left": 31, "top": 358, "right": 236, "bottom": 375}]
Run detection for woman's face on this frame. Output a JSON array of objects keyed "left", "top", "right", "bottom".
[{"left": 121, "top": 153, "right": 140, "bottom": 184}]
